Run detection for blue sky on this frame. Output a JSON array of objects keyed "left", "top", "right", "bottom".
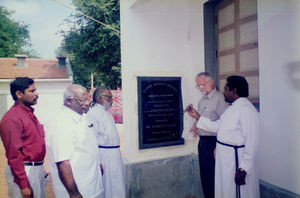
[{"left": 0, "top": 0, "right": 74, "bottom": 58}]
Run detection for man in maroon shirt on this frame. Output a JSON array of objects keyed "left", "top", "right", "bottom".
[{"left": 0, "top": 77, "right": 46, "bottom": 198}]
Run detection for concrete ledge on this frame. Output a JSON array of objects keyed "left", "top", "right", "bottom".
[
  {"left": 125, "top": 154, "right": 203, "bottom": 198},
  {"left": 260, "top": 180, "right": 300, "bottom": 198},
  {"left": 124, "top": 154, "right": 300, "bottom": 198}
]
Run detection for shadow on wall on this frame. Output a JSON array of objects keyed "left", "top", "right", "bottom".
[
  {"left": 287, "top": 61, "right": 300, "bottom": 91},
  {"left": 286, "top": 61, "right": 300, "bottom": 194}
]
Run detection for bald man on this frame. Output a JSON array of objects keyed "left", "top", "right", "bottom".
[{"left": 46, "top": 84, "right": 103, "bottom": 198}]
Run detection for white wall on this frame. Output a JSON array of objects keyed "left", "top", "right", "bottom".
[
  {"left": 34, "top": 80, "right": 72, "bottom": 126},
  {"left": 121, "top": 0, "right": 205, "bottom": 162},
  {"left": 257, "top": 0, "right": 300, "bottom": 194},
  {"left": 0, "top": 80, "right": 11, "bottom": 119},
  {"left": 121, "top": 0, "right": 300, "bottom": 194},
  {"left": 0, "top": 95, "right": 9, "bottom": 119}
]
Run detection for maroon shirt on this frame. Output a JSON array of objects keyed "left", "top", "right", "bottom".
[{"left": 0, "top": 103, "right": 46, "bottom": 189}]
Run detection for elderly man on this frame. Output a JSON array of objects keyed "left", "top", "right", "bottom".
[
  {"left": 46, "top": 84, "right": 103, "bottom": 198},
  {"left": 0, "top": 77, "right": 46, "bottom": 198},
  {"left": 185, "top": 72, "right": 228, "bottom": 198},
  {"left": 87, "top": 87, "right": 126, "bottom": 198},
  {"left": 187, "top": 75, "right": 260, "bottom": 198}
]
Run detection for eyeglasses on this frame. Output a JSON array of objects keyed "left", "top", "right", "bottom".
[
  {"left": 69, "top": 96, "right": 90, "bottom": 105},
  {"left": 195, "top": 80, "right": 209, "bottom": 89},
  {"left": 101, "top": 95, "right": 113, "bottom": 100}
]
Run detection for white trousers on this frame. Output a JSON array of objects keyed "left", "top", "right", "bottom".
[{"left": 5, "top": 165, "right": 46, "bottom": 198}]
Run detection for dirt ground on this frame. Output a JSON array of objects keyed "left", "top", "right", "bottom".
[
  {"left": 0, "top": 141, "right": 8, "bottom": 197},
  {"left": 0, "top": 141, "right": 55, "bottom": 198}
]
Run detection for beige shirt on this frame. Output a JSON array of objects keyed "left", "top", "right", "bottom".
[{"left": 197, "top": 88, "right": 228, "bottom": 136}]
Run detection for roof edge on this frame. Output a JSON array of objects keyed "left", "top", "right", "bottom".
[{"left": 0, "top": 76, "right": 73, "bottom": 82}]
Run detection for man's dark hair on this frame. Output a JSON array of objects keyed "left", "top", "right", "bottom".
[
  {"left": 10, "top": 77, "right": 34, "bottom": 100},
  {"left": 226, "top": 75, "right": 249, "bottom": 97}
]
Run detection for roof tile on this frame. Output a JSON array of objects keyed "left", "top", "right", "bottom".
[{"left": 0, "top": 58, "right": 70, "bottom": 79}]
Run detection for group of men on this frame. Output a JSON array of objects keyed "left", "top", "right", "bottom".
[
  {"left": 0, "top": 73, "right": 260, "bottom": 198},
  {"left": 185, "top": 72, "right": 260, "bottom": 198},
  {"left": 0, "top": 77, "right": 125, "bottom": 198}
]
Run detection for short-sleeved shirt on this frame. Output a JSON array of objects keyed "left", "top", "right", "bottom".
[
  {"left": 46, "top": 106, "right": 103, "bottom": 198},
  {"left": 0, "top": 103, "right": 45, "bottom": 189}
]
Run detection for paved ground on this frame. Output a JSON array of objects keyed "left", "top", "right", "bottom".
[{"left": 0, "top": 124, "right": 124, "bottom": 198}]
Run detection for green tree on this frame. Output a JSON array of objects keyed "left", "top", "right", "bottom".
[
  {"left": 59, "top": 0, "right": 120, "bottom": 89},
  {"left": 0, "top": 6, "right": 37, "bottom": 57}
]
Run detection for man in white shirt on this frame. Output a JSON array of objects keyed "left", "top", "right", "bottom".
[
  {"left": 87, "top": 87, "right": 125, "bottom": 198},
  {"left": 46, "top": 84, "right": 103, "bottom": 198},
  {"left": 187, "top": 76, "right": 260, "bottom": 198}
]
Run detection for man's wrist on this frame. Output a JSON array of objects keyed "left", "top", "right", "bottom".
[
  {"left": 19, "top": 179, "right": 30, "bottom": 190},
  {"left": 196, "top": 114, "right": 200, "bottom": 120}
]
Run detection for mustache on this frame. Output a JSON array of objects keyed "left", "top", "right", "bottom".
[{"left": 33, "top": 96, "right": 39, "bottom": 101}]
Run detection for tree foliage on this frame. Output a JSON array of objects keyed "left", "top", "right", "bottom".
[
  {"left": 0, "top": 6, "right": 37, "bottom": 58},
  {"left": 59, "top": 0, "right": 120, "bottom": 89}
]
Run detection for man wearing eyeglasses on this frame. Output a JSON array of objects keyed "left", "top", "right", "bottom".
[
  {"left": 187, "top": 76, "right": 260, "bottom": 198},
  {"left": 185, "top": 72, "right": 228, "bottom": 198},
  {"left": 46, "top": 84, "right": 103, "bottom": 198},
  {"left": 86, "top": 87, "right": 126, "bottom": 198}
]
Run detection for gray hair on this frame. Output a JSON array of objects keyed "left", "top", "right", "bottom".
[
  {"left": 63, "top": 87, "right": 74, "bottom": 103},
  {"left": 63, "top": 84, "right": 86, "bottom": 103},
  {"left": 93, "top": 86, "right": 109, "bottom": 104},
  {"left": 195, "top": 72, "right": 214, "bottom": 81}
]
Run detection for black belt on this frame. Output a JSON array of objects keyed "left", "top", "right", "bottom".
[
  {"left": 24, "top": 161, "right": 44, "bottom": 166},
  {"left": 217, "top": 140, "right": 245, "bottom": 198},
  {"left": 98, "top": 145, "right": 120, "bottom": 149},
  {"left": 199, "top": 135, "right": 216, "bottom": 138}
]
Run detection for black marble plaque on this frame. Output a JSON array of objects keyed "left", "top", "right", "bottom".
[{"left": 137, "top": 76, "right": 184, "bottom": 149}]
